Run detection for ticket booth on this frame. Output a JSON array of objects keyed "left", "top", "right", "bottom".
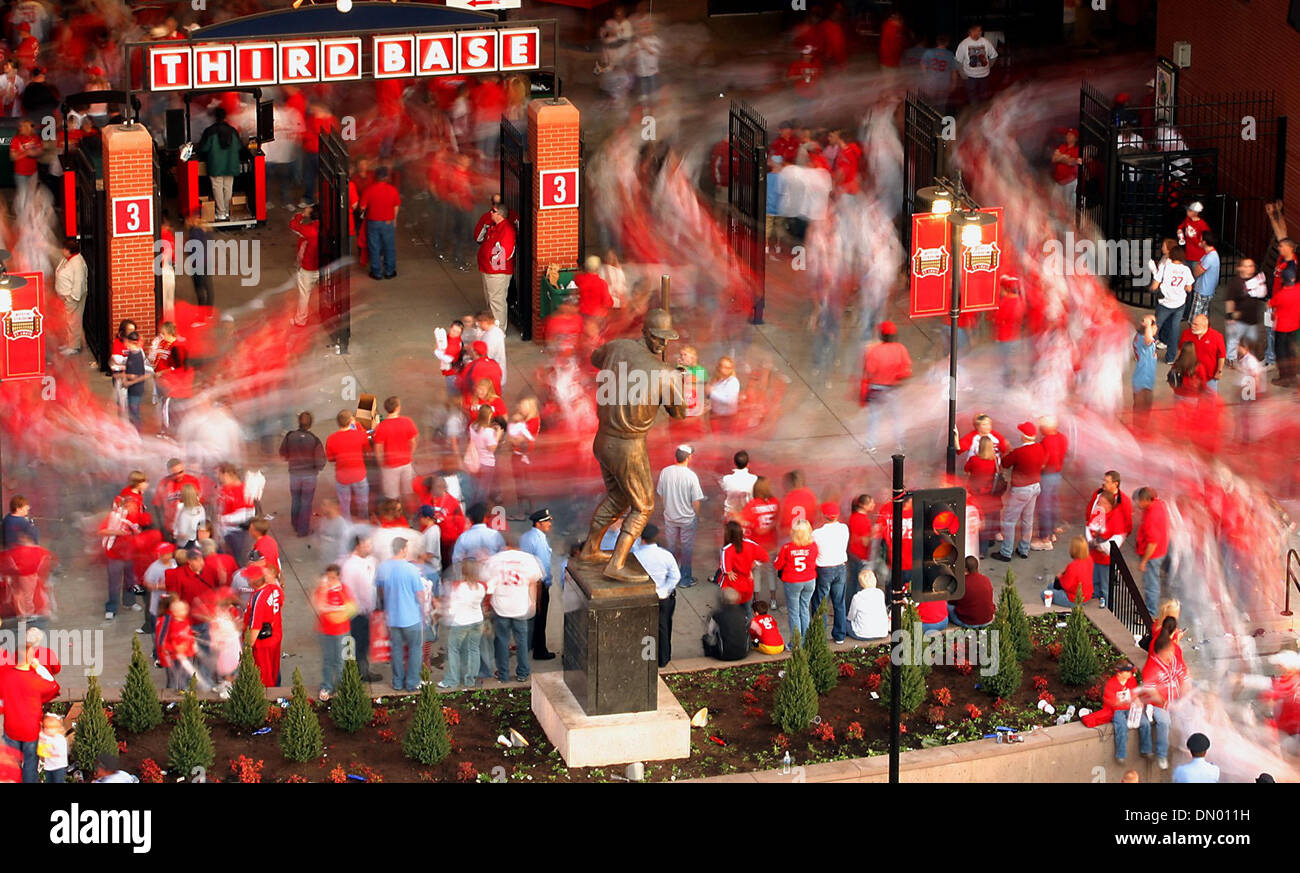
[{"left": 168, "top": 88, "right": 269, "bottom": 229}]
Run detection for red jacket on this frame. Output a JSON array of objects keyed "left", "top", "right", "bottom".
[
  {"left": 991, "top": 293, "right": 1025, "bottom": 342},
  {"left": 1057, "top": 557, "right": 1093, "bottom": 603},
  {"left": 1039, "top": 431, "right": 1067, "bottom": 473},
  {"left": 575, "top": 272, "right": 614, "bottom": 319},
  {"left": 1136, "top": 498, "right": 1169, "bottom": 561},
  {"left": 859, "top": 341, "right": 912, "bottom": 402},
  {"left": 156, "top": 613, "right": 196, "bottom": 667},
  {"left": 0, "top": 665, "right": 60, "bottom": 742},
  {"left": 951, "top": 571, "right": 994, "bottom": 626},
  {"left": 1102, "top": 674, "right": 1139, "bottom": 711},
  {"left": 290, "top": 214, "right": 320, "bottom": 271},
  {"left": 1001, "top": 441, "right": 1046, "bottom": 487},
  {"left": 1270, "top": 282, "right": 1300, "bottom": 333},
  {"left": 478, "top": 220, "right": 516, "bottom": 275},
  {"left": 720, "top": 539, "right": 769, "bottom": 603}
]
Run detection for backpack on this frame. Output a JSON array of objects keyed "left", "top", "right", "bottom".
[{"left": 1167, "top": 368, "right": 1183, "bottom": 389}]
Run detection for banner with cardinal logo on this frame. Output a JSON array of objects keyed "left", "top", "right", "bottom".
[
  {"left": 0, "top": 271, "right": 45, "bottom": 381},
  {"left": 910, "top": 212, "right": 952, "bottom": 318}
]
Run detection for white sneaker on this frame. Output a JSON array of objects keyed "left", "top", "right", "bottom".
[
  {"left": 1157, "top": 756, "right": 1168, "bottom": 770},
  {"left": 105, "top": 611, "right": 114, "bottom": 620},
  {"left": 131, "top": 603, "right": 143, "bottom": 612},
  {"left": 1155, "top": 341, "right": 1167, "bottom": 351}
]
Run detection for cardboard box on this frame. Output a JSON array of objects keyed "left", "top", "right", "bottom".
[
  {"left": 200, "top": 199, "right": 215, "bottom": 221},
  {"left": 356, "top": 393, "right": 378, "bottom": 430},
  {"left": 231, "top": 194, "right": 247, "bottom": 206}
]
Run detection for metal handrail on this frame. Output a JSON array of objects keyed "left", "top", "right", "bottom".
[
  {"left": 1109, "top": 542, "right": 1154, "bottom": 641},
  {"left": 1283, "top": 549, "right": 1300, "bottom": 617}
]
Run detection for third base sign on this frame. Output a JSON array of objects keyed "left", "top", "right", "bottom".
[{"left": 539, "top": 168, "right": 579, "bottom": 210}]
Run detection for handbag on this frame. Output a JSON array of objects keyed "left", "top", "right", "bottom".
[
  {"left": 462, "top": 435, "right": 481, "bottom": 475},
  {"left": 369, "top": 611, "right": 391, "bottom": 664},
  {"left": 990, "top": 467, "right": 1008, "bottom": 497}
]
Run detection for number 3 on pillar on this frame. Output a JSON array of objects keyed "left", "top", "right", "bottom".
[
  {"left": 538, "top": 168, "right": 579, "bottom": 210},
  {"left": 111, "top": 195, "right": 154, "bottom": 237}
]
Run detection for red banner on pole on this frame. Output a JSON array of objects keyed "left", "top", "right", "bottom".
[
  {"left": 1, "top": 272, "right": 46, "bottom": 382},
  {"left": 958, "top": 207, "right": 1002, "bottom": 313},
  {"left": 909, "top": 212, "right": 952, "bottom": 318}
]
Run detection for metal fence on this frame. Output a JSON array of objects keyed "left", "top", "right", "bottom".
[
  {"left": 1108, "top": 543, "right": 1153, "bottom": 645},
  {"left": 727, "top": 100, "right": 767, "bottom": 324},
  {"left": 69, "top": 149, "right": 109, "bottom": 372},
  {"left": 318, "top": 130, "right": 351, "bottom": 354},
  {"left": 902, "top": 93, "right": 946, "bottom": 245},
  {"left": 500, "top": 116, "right": 534, "bottom": 341}
]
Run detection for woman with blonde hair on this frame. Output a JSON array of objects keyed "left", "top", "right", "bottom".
[
  {"left": 1043, "top": 535, "right": 1093, "bottom": 607},
  {"left": 773, "top": 519, "right": 818, "bottom": 639},
  {"left": 172, "top": 483, "right": 206, "bottom": 549}
]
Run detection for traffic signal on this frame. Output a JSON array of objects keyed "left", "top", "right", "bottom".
[{"left": 911, "top": 487, "right": 966, "bottom": 602}]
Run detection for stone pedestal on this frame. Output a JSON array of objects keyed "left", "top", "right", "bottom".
[
  {"left": 561, "top": 557, "right": 659, "bottom": 715},
  {"left": 531, "top": 672, "right": 690, "bottom": 768}
]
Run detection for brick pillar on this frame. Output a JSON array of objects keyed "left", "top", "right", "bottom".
[
  {"left": 528, "top": 98, "right": 580, "bottom": 342},
  {"left": 102, "top": 124, "right": 156, "bottom": 344}
]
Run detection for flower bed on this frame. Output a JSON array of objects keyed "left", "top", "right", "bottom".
[{"left": 72, "top": 615, "right": 1120, "bottom": 783}]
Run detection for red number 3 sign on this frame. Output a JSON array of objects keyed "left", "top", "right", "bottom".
[
  {"left": 538, "top": 168, "right": 579, "bottom": 210},
  {"left": 111, "top": 196, "right": 154, "bottom": 238}
]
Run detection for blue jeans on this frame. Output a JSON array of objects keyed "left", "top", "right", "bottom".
[
  {"left": 319, "top": 633, "right": 346, "bottom": 693},
  {"left": 367, "top": 220, "right": 397, "bottom": 278},
  {"left": 349, "top": 613, "right": 372, "bottom": 678},
  {"left": 479, "top": 629, "right": 496, "bottom": 679},
  {"left": 813, "top": 565, "right": 848, "bottom": 640},
  {"left": 388, "top": 623, "right": 423, "bottom": 691},
  {"left": 1000, "top": 482, "right": 1039, "bottom": 557},
  {"left": 947, "top": 605, "right": 991, "bottom": 628},
  {"left": 445, "top": 622, "right": 482, "bottom": 687},
  {"left": 864, "top": 385, "right": 904, "bottom": 452},
  {"left": 1112, "top": 707, "right": 1151, "bottom": 759},
  {"left": 289, "top": 473, "right": 317, "bottom": 537},
  {"left": 1038, "top": 472, "right": 1062, "bottom": 537},
  {"left": 106, "top": 558, "right": 137, "bottom": 615},
  {"left": 1141, "top": 556, "right": 1167, "bottom": 613},
  {"left": 1155, "top": 303, "right": 1183, "bottom": 363},
  {"left": 1151, "top": 705, "right": 1171, "bottom": 758},
  {"left": 4, "top": 737, "right": 37, "bottom": 783},
  {"left": 1225, "top": 320, "right": 1259, "bottom": 362},
  {"left": 663, "top": 518, "right": 698, "bottom": 584},
  {"left": 921, "top": 618, "right": 949, "bottom": 634},
  {"left": 784, "top": 580, "right": 814, "bottom": 641},
  {"left": 335, "top": 479, "right": 369, "bottom": 522},
  {"left": 1050, "top": 587, "right": 1082, "bottom": 607},
  {"left": 494, "top": 616, "right": 531, "bottom": 681},
  {"left": 126, "top": 392, "right": 143, "bottom": 430},
  {"left": 1093, "top": 562, "right": 1110, "bottom": 604}
]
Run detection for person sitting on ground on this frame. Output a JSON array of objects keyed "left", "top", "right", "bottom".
[
  {"left": 846, "top": 567, "right": 889, "bottom": 640},
  {"left": 949, "top": 555, "right": 994, "bottom": 628},
  {"left": 1044, "top": 535, "right": 1093, "bottom": 607},
  {"left": 702, "top": 586, "right": 750, "bottom": 662},
  {"left": 749, "top": 600, "right": 785, "bottom": 655}
]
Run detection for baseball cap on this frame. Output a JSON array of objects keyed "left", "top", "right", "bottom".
[
  {"left": 243, "top": 565, "right": 265, "bottom": 583},
  {"left": 644, "top": 308, "right": 679, "bottom": 340},
  {"left": 676, "top": 444, "right": 694, "bottom": 455},
  {"left": 417, "top": 505, "right": 437, "bottom": 519},
  {"left": 820, "top": 501, "right": 840, "bottom": 519},
  {"left": 879, "top": 321, "right": 898, "bottom": 336},
  {"left": 1018, "top": 421, "right": 1037, "bottom": 438},
  {"left": 155, "top": 542, "right": 175, "bottom": 556},
  {"left": 529, "top": 508, "right": 553, "bottom": 524},
  {"left": 1115, "top": 661, "right": 1135, "bottom": 673},
  {"left": 472, "top": 340, "right": 488, "bottom": 356},
  {"left": 247, "top": 549, "right": 265, "bottom": 562}
]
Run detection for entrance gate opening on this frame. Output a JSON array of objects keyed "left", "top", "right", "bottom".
[
  {"left": 68, "top": 148, "right": 109, "bottom": 371},
  {"left": 501, "top": 116, "right": 534, "bottom": 341},
  {"left": 727, "top": 100, "right": 766, "bottom": 324},
  {"left": 318, "top": 130, "right": 351, "bottom": 354}
]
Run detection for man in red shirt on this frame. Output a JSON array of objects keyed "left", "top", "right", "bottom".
[
  {"left": 879, "top": 11, "right": 905, "bottom": 68},
  {"left": 478, "top": 205, "right": 515, "bottom": 329},
  {"left": 1178, "top": 313, "right": 1226, "bottom": 392},
  {"left": 1050, "top": 128, "right": 1081, "bottom": 206},
  {"left": 575, "top": 255, "right": 614, "bottom": 326},
  {"left": 289, "top": 204, "right": 320, "bottom": 327},
  {"left": 769, "top": 121, "right": 800, "bottom": 166},
  {"left": 860, "top": 321, "right": 912, "bottom": 454},
  {"left": 154, "top": 458, "right": 202, "bottom": 537},
  {"left": 8, "top": 118, "right": 40, "bottom": 209},
  {"left": 787, "top": 45, "right": 822, "bottom": 98},
  {"left": 957, "top": 413, "right": 1009, "bottom": 461},
  {"left": 0, "top": 642, "right": 59, "bottom": 782},
  {"left": 828, "top": 129, "right": 862, "bottom": 196},
  {"left": 777, "top": 470, "right": 818, "bottom": 540},
  {"left": 326, "top": 410, "right": 371, "bottom": 521},
  {"left": 991, "top": 277, "right": 1026, "bottom": 383},
  {"left": 243, "top": 568, "right": 284, "bottom": 687},
  {"left": 166, "top": 548, "right": 218, "bottom": 616},
  {"left": 0, "top": 532, "right": 52, "bottom": 618},
  {"left": 359, "top": 166, "right": 400, "bottom": 280},
  {"left": 1085, "top": 470, "right": 1132, "bottom": 608},
  {"left": 373, "top": 395, "right": 419, "bottom": 507},
  {"left": 845, "top": 493, "right": 875, "bottom": 615},
  {"left": 1177, "top": 202, "right": 1211, "bottom": 263},
  {"left": 473, "top": 192, "right": 504, "bottom": 245},
  {"left": 949, "top": 555, "right": 994, "bottom": 628},
  {"left": 1269, "top": 239, "right": 1300, "bottom": 386},
  {"left": 993, "top": 422, "right": 1046, "bottom": 561},
  {"left": 459, "top": 340, "right": 504, "bottom": 398},
  {"left": 1035, "top": 414, "right": 1068, "bottom": 550},
  {"left": 1134, "top": 487, "right": 1170, "bottom": 613}
]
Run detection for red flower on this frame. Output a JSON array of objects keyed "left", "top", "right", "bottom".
[
  {"left": 926, "top": 705, "right": 946, "bottom": 725},
  {"left": 229, "top": 755, "right": 264, "bottom": 784},
  {"left": 1032, "top": 675, "right": 1050, "bottom": 693},
  {"left": 811, "top": 722, "right": 835, "bottom": 742},
  {"left": 874, "top": 654, "right": 892, "bottom": 670},
  {"left": 441, "top": 706, "right": 461, "bottom": 726},
  {"left": 838, "top": 662, "right": 857, "bottom": 678},
  {"left": 103, "top": 707, "right": 114, "bottom": 721},
  {"left": 1047, "top": 642, "right": 1063, "bottom": 660},
  {"left": 378, "top": 728, "right": 398, "bottom": 743},
  {"left": 992, "top": 697, "right": 1008, "bottom": 712},
  {"left": 743, "top": 705, "right": 764, "bottom": 717},
  {"left": 139, "top": 759, "right": 164, "bottom": 784},
  {"left": 327, "top": 766, "right": 348, "bottom": 783},
  {"left": 864, "top": 673, "right": 882, "bottom": 692},
  {"left": 370, "top": 706, "right": 390, "bottom": 727},
  {"left": 751, "top": 674, "right": 776, "bottom": 693},
  {"left": 775, "top": 733, "right": 790, "bottom": 749},
  {"left": 898, "top": 722, "right": 908, "bottom": 734},
  {"left": 1038, "top": 691, "right": 1055, "bottom": 705},
  {"left": 741, "top": 691, "right": 760, "bottom": 705},
  {"left": 284, "top": 774, "right": 309, "bottom": 783},
  {"left": 456, "top": 762, "right": 478, "bottom": 782},
  {"left": 846, "top": 721, "right": 865, "bottom": 741},
  {"left": 1085, "top": 683, "right": 1103, "bottom": 701},
  {"left": 956, "top": 662, "right": 973, "bottom": 676},
  {"left": 116, "top": 740, "right": 128, "bottom": 754},
  {"left": 966, "top": 703, "right": 983, "bottom": 720},
  {"left": 932, "top": 686, "right": 953, "bottom": 706},
  {"left": 266, "top": 705, "right": 283, "bottom": 723}
]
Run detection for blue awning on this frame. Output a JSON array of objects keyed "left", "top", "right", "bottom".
[{"left": 191, "top": 2, "right": 498, "bottom": 41}]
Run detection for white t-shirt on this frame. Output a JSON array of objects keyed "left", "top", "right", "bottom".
[
  {"left": 656, "top": 464, "right": 704, "bottom": 524},
  {"left": 484, "top": 549, "right": 543, "bottom": 619},
  {"left": 419, "top": 524, "right": 442, "bottom": 566},
  {"left": 470, "top": 425, "right": 500, "bottom": 468},
  {"left": 1154, "top": 260, "right": 1194, "bottom": 309},
  {"left": 446, "top": 580, "right": 487, "bottom": 626},
  {"left": 720, "top": 468, "right": 757, "bottom": 515},
  {"left": 341, "top": 552, "right": 378, "bottom": 615},
  {"left": 812, "top": 521, "right": 850, "bottom": 566},
  {"left": 954, "top": 37, "right": 998, "bottom": 78},
  {"left": 38, "top": 730, "right": 67, "bottom": 770},
  {"left": 709, "top": 375, "right": 740, "bottom": 417},
  {"left": 371, "top": 527, "right": 422, "bottom": 564},
  {"left": 848, "top": 588, "right": 889, "bottom": 639}
]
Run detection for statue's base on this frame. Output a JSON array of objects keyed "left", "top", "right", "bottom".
[
  {"left": 561, "top": 556, "right": 659, "bottom": 715},
  {"left": 531, "top": 672, "right": 690, "bottom": 768}
]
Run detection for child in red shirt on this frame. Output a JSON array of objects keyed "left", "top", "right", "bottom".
[
  {"left": 749, "top": 601, "right": 786, "bottom": 655},
  {"left": 156, "top": 596, "right": 198, "bottom": 690}
]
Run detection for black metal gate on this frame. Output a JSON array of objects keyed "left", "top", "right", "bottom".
[
  {"left": 727, "top": 100, "right": 766, "bottom": 324},
  {"left": 500, "top": 116, "right": 534, "bottom": 341},
  {"left": 1079, "top": 83, "right": 1287, "bottom": 280},
  {"left": 152, "top": 142, "right": 164, "bottom": 322},
  {"left": 68, "top": 149, "right": 109, "bottom": 371},
  {"left": 902, "top": 93, "right": 947, "bottom": 246},
  {"left": 318, "top": 130, "right": 351, "bottom": 354}
]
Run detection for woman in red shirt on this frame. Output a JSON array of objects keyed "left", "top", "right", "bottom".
[
  {"left": 963, "top": 436, "right": 1001, "bottom": 558},
  {"left": 719, "top": 520, "right": 768, "bottom": 619},
  {"left": 1100, "top": 661, "right": 1148, "bottom": 763},
  {"left": 1169, "top": 341, "right": 1209, "bottom": 400},
  {"left": 1139, "top": 632, "right": 1187, "bottom": 768},
  {"left": 773, "top": 519, "right": 818, "bottom": 640},
  {"left": 1045, "top": 536, "right": 1093, "bottom": 607},
  {"left": 740, "top": 477, "right": 781, "bottom": 607},
  {"left": 314, "top": 566, "right": 357, "bottom": 700}
]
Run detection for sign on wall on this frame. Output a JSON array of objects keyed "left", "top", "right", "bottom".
[
  {"left": 538, "top": 168, "right": 579, "bottom": 210},
  {"left": 909, "top": 212, "right": 952, "bottom": 318},
  {"left": 111, "top": 196, "right": 155, "bottom": 238},
  {"left": 0, "top": 272, "right": 45, "bottom": 381}
]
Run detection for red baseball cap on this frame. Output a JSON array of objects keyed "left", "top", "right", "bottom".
[
  {"left": 472, "top": 340, "right": 488, "bottom": 356},
  {"left": 820, "top": 501, "right": 840, "bottom": 519},
  {"left": 879, "top": 321, "right": 898, "bottom": 336},
  {"left": 1018, "top": 421, "right": 1037, "bottom": 438},
  {"left": 156, "top": 542, "right": 175, "bottom": 556}
]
